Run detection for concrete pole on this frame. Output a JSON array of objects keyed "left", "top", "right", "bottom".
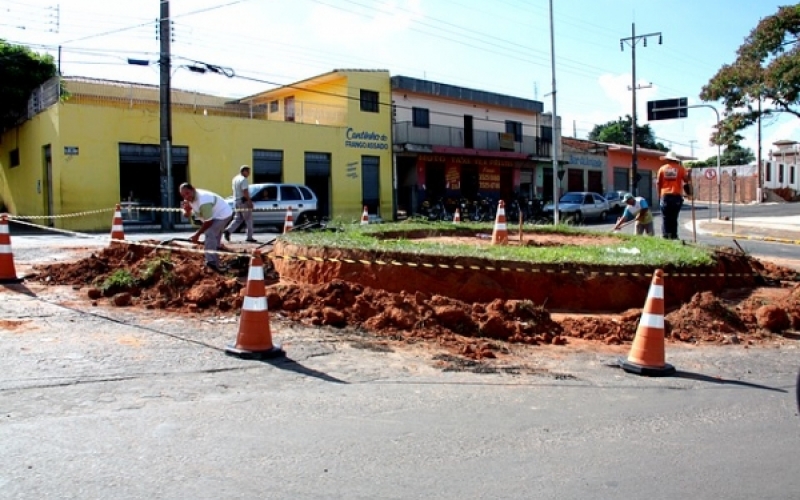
[
  {"left": 160, "top": 0, "right": 174, "bottom": 230},
  {"left": 549, "top": 0, "right": 560, "bottom": 225}
]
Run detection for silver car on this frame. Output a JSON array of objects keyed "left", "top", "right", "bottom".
[
  {"left": 543, "top": 191, "right": 610, "bottom": 223},
  {"left": 226, "top": 183, "right": 319, "bottom": 230}
]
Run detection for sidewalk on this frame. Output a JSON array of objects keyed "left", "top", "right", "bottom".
[{"left": 692, "top": 215, "right": 800, "bottom": 242}]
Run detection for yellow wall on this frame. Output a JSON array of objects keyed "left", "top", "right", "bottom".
[{"left": 0, "top": 70, "right": 393, "bottom": 231}]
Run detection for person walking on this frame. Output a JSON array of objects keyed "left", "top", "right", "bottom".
[
  {"left": 656, "top": 151, "right": 690, "bottom": 240},
  {"left": 179, "top": 183, "right": 233, "bottom": 271},
  {"left": 224, "top": 165, "right": 256, "bottom": 243},
  {"left": 612, "top": 193, "right": 654, "bottom": 235}
]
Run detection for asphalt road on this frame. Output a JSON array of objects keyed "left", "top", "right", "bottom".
[{"left": 2, "top": 206, "right": 800, "bottom": 499}]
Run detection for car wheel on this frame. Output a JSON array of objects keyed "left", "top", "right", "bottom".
[{"left": 600, "top": 210, "right": 608, "bottom": 221}]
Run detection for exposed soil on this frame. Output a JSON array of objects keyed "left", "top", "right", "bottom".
[{"left": 28, "top": 236, "right": 800, "bottom": 362}]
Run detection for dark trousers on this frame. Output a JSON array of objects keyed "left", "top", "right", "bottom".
[{"left": 660, "top": 195, "right": 683, "bottom": 240}]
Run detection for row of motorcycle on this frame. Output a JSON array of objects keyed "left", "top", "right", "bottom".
[{"left": 417, "top": 195, "right": 549, "bottom": 223}]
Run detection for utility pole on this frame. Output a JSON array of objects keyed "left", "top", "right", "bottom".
[
  {"left": 549, "top": 0, "right": 560, "bottom": 225},
  {"left": 620, "top": 23, "right": 661, "bottom": 196},
  {"left": 757, "top": 96, "right": 763, "bottom": 203},
  {"left": 689, "top": 139, "right": 697, "bottom": 159},
  {"left": 159, "top": 0, "right": 174, "bottom": 230}
]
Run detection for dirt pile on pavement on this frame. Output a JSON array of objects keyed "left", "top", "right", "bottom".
[{"left": 32, "top": 242, "right": 274, "bottom": 312}]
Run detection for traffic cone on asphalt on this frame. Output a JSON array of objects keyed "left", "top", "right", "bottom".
[
  {"left": 619, "top": 269, "right": 675, "bottom": 377},
  {"left": 0, "top": 214, "right": 22, "bottom": 284},
  {"left": 284, "top": 206, "right": 294, "bottom": 233},
  {"left": 110, "top": 204, "right": 125, "bottom": 243},
  {"left": 225, "top": 250, "right": 285, "bottom": 360},
  {"left": 361, "top": 206, "right": 369, "bottom": 225},
  {"left": 491, "top": 200, "right": 508, "bottom": 245},
  {"left": 453, "top": 208, "right": 461, "bottom": 223}
]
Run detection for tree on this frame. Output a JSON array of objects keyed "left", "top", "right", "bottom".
[
  {"left": 0, "top": 40, "right": 58, "bottom": 133},
  {"left": 704, "top": 144, "right": 756, "bottom": 167},
  {"left": 588, "top": 115, "right": 668, "bottom": 151},
  {"left": 700, "top": 5, "right": 800, "bottom": 144}
]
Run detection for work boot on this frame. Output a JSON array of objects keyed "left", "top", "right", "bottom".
[{"left": 223, "top": 230, "right": 231, "bottom": 242}]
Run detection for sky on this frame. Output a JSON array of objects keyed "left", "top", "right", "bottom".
[{"left": 1, "top": 0, "right": 796, "bottom": 162}]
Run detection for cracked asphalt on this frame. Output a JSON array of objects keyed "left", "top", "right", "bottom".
[{"left": 1, "top": 235, "right": 800, "bottom": 499}]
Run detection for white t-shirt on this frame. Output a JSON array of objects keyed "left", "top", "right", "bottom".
[
  {"left": 232, "top": 174, "right": 249, "bottom": 200},
  {"left": 190, "top": 188, "right": 233, "bottom": 221}
]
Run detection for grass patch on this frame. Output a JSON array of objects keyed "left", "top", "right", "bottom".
[
  {"left": 100, "top": 269, "right": 137, "bottom": 292},
  {"left": 281, "top": 221, "right": 715, "bottom": 267}
]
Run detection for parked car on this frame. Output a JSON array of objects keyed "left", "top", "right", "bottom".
[
  {"left": 225, "top": 183, "right": 319, "bottom": 230},
  {"left": 604, "top": 191, "right": 627, "bottom": 214},
  {"left": 542, "top": 191, "right": 610, "bottom": 223}
]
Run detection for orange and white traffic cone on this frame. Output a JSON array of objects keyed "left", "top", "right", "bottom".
[
  {"left": 110, "top": 204, "right": 125, "bottom": 243},
  {"left": 453, "top": 208, "right": 461, "bottom": 224},
  {"left": 620, "top": 269, "right": 675, "bottom": 376},
  {"left": 225, "top": 250, "right": 284, "bottom": 360},
  {"left": 0, "top": 214, "right": 22, "bottom": 284},
  {"left": 361, "top": 205, "right": 369, "bottom": 225},
  {"left": 284, "top": 206, "right": 294, "bottom": 233},
  {"left": 491, "top": 200, "right": 508, "bottom": 245}
]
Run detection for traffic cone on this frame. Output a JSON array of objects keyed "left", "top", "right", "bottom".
[
  {"left": 453, "top": 208, "right": 461, "bottom": 224},
  {"left": 225, "top": 250, "right": 285, "bottom": 360},
  {"left": 110, "top": 204, "right": 125, "bottom": 242},
  {"left": 361, "top": 205, "right": 369, "bottom": 225},
  {"left": 619, "top": 269, "right": 675, "bottom": 377},
  {"left": 284, "top": 206, "right": 294, "bottom": 233},
  {"left": 491, "top": 200, "right": 508, "bottom": 245},
  {"left": 0, "top": 214, "right": 22, "bottom": 284}
]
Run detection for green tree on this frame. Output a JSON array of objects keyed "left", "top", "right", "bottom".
[
  {"left": 703, "top": 144, "right": 756, "bottom": 167},
  {"left": 588, "top": 115, "right": 668, "bottom": 151},
  {"left": 0, "top": 40, "right": 58, "bottom": 132},
  {"left": 700, "top": 5, "right": 800, "bottom": 144}
]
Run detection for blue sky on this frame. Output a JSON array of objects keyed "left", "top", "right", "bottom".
[{"left": 2, "top": 0, "right": 795, "bottom": 162}]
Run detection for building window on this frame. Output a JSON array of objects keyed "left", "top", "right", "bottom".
[
  {"left": 360, "top": 89, "right": 379, "bottom": 113},
  {"left": 779, "top": 164, "right": 784, "bottom": 183},
  {"left": 412, "top": 107, "right": 429, "bottom": 128},
  {"left": 766, "top": 162, "right": 772, "bottom": 182},
  {"left": 792, "top": 166, "right": 796, "bottom": 185},
  {"left": 9, "top": 149, "right": 20, "bottom": 168},
  {"left": 284, "top": 96, "right": 295, "bottom": 122},
  {"left": 269, "top": 100, "right": 279, "bottom": 113},
  {"left": 253, "top": 149, "right": 283, "bottom": 183},
  {"left": 505, "top": 120, "right": 522, "bottom": 142}
]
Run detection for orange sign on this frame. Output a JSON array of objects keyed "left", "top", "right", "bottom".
[
  {"left": 445, "top": 163, "right": 461, "bottom": 190},
  {"left": 479, "top": 165, "right": 501, "bottom": 191}
]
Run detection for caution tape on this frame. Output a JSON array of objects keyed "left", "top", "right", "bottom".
[
  {"left": 8, "top": 207, "right": 116, "bottom": 220},
  {"left": 269, "top": 253, "right": 763, "bottom": 279},
  {"left": 8, "top": 218, "right": 261, "bottom": 259},
  {"left": 133, "top": 205, "right": 289, "bottom": 214},
  {"left": 706, "top": 231, "right": 800, "bottom": 246}
]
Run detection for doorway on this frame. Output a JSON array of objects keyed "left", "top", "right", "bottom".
[
  {"left": 361, "top": 156, "right": 380, "bottom": 216},
  {"left": 118, "top": 143, "right": 188, "bottom": 223},
  {"left": 304, "top": 152, "right": 331, "bottom": 218}
]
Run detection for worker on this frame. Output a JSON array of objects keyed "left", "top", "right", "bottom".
[
  {"left": 179, "top": 182, "right": 233, "bottom": 271},
  {"left": 656, "top": 150, "right": 691, "bottom": 240},
  {"left": 612, "top": 193, "right": 654, "bottom": 235}
]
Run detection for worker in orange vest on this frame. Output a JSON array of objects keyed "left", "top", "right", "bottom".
[{"left": 656, "top": 151, "right": 691, "bottom": 240}]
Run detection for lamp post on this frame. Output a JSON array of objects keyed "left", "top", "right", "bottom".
[
  {"left": 548, "top": 0, "right": 560, "bottom": 225},
  {"left": 620, "top": 23, "right": 661, "bottom": 197},
  {"left": 159, "top": 0, "right": 174, "bottom": 231}
]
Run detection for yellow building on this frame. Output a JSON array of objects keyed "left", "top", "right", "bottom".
[{"left": 0, "top": 69, "right": 393, "bottom": 230}]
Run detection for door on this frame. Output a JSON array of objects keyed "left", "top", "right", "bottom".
[
  {"left": 567, "top": 168, "right": 584, "bottom": 192},
  {"left": 42, "top": 145, "right": 53, "bottom": 227},
  {"left": 587, "top": 170, "right": 603, "bottom": 194},
  {"left": 279, "top": 185, "right": 304, "bottom": 222},
  {"left": 304, "top": 152, "right": 331, "bottom": 218},
  {"left": 361, "top": 156, "right": 380, "bottom": 216},
  {"left": 637, "top": 170, "right": 653, "bottom": 206},
  {"left": 253, "top": 149, "right": 283, "bottom": 183}
]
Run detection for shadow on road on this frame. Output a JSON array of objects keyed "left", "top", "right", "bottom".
[
  {"left": 675, "top": 369, "right": 787, "bottom": 393},
  {"left": 1, "top": 282, "right": 38, "bottom": 297},
  {"left": 259, "top": 356, "right": 348, "bottom": 384}
]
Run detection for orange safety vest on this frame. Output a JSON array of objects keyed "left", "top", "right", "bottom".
[{"left": 657, "top": 163, "right": 687, "bottom": 197}]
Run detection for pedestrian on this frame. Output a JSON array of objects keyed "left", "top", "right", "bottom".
[
  {"left": 179, "top": 182, "right": 233, "bottom": 271},
  {"left": 656, "top": 151, "right": 691, "bottom": 240},
  {"left": 224, "top": 165, "right": 256, "bottom": 243},
  {"left": 612, "top": 193, "right": 654, "bottom": 235}
]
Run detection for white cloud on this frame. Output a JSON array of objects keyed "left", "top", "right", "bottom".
[{"left": 307, "top": 0, "right": 422, "bottom": 47}]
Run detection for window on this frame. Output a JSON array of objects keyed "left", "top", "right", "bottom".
[
  {"left": 766, "top": 162, "right": 771, "bottom": 182},
  {"left": 253, "top": 149, "right": 283, "bottom": 183},
  {"left": 505, "top": 120, "right": 523, "bottom": 142},
  {"left": 792, "top": 166, "right": 796, "bottom": 185},
  {"left": 269, "top": 100, "right": 279, "bottom": 113},
  {"left": 253, "top": 185, "right": 278, "bottom": 202},
  {"left": 412, "top": 107, "right": 429, "bottom": 128},
  {"left": 9, "top": 149, "right": 20, "bottom": 168},
  {"left": 779, "top": 164, "right": 784, "bottom": 183},
  {"left": 593, "top": 194, "right": 605, "bottom": 204},
  {"left": 583, "top": 194, "right": 593, "bottom": 205},
  {"left": 360, "top": 89, "right": 379, "bottom": 113},
  {"left": 299, "top": 186, "right": 314, "bottom": 200},
  {"left": 280, "top": 185, "right": 302, "bottom": 201},
  {"left": 284, "top": 96, "right": 295, "bottom": 122}
]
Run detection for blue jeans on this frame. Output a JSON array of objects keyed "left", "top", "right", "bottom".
[{"left": 660, "top": 195, "right": 683, "bottom": 240}]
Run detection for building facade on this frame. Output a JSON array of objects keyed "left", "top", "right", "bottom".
[
  {"left": 560, "top": 138, "right": 608, "bottom": 195},
  {"left": 390, "top": 76, "right": 559, "bottom": 216},
  {"left": 0, "top": 70, "right": 394, "bottom": 230}
]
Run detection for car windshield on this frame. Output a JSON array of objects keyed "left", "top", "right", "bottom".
[
  {"left": 559, "top": 194, "right": 583, "bottom": 204},
  {"left": 605, "top": 192, "right": 618, "bottom": 200}
]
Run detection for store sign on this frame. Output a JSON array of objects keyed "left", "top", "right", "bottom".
[
  {"left": 479, "top": 165, "right": 501, "bottom": 191},
  {"left": 499, "top": 132, "right": 515, "bottom": 151},
  {"left": 64, "top": 146, "right": 79, "bottom": 156},
  {"left": 418, "top": 154, "right": 516, "bottom": 168},
  {"left": 568, "top": 154, "right": 602, "bottom": 168},
  {"left": 344, "top": 128, "right": 389, "bottom": 150},
  {"left": 445, "top": 163, "right": 461, "bottom": 190}
]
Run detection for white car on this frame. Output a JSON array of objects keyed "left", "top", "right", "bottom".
[
  {"left": 543, "top": 191, "right": 610, "bottom": 223},
  {"left": 225, "top": 183, "right": 319, "bottom": 230}
]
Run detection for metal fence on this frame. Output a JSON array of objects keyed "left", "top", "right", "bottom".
[{"left": 393, "top": 121, "right": 552, "bottom": 157}]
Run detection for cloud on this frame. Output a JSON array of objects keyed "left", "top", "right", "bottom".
[{"left": 307, "top": 0, "right": 422, "bottom": 47}]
